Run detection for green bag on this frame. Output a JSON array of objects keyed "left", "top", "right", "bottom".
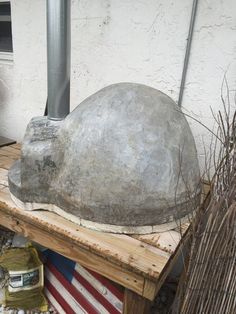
[{"left": 0, "top": 246, "right": 48, "bottom": 311}]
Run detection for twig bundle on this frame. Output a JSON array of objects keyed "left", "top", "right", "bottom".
[{"left": 178, "top": 84, "right": 236, "bottom": 314}]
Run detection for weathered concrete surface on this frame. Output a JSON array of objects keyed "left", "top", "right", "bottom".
[{"left": 9, "top": 83, "right": 201, "bottom": 232}]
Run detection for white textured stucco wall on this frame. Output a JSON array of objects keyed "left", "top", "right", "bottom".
[{"left": 0, "top": 0, "right": 236, "bottom": 172}]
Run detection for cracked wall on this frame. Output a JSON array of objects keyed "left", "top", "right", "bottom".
[{"left": 0, "top": 0, "right": 236, "bottom": 173}]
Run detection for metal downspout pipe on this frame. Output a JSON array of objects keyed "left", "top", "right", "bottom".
[
  {"left": 178, "top": 0, "right": 199, "bottom": 107},
  {"left": 47, "top": 0, "right": 71, "bottom": 120}
]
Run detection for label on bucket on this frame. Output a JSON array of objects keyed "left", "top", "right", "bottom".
[{"left": 8, "top": 265, "right": 43, "bottom": 292}]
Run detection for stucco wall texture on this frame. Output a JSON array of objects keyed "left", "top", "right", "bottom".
[{"left": 0, "top": 0, "right": 236, "bottom": 172}]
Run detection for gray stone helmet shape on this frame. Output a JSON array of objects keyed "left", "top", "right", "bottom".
[{"left": 8, "top": 83, "right": 200, "bottom": 234}]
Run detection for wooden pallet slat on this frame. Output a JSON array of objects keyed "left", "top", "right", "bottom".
[{"left": 0, "top": 186, "right": 170, "bottom": 280}]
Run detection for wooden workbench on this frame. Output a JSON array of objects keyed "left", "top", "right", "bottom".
[{"left": 0, "top": 144, "right": 189, "bottom": 313}]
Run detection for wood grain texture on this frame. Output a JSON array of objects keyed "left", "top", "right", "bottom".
[
  {"left": 142, "top": 279, "right": 159, "bottom": 300},
  {"left": 133, "top": 230, "right": 182, "bottom": 254},
  {"left": 0, "top": 208, "right": 145, "bottom": 296},
  {"left": 0, "top": 168, "right": 8, "bottom": 186},
  {"left": 0, "top": 186, "right": 170, "bottom": 281},
  {"left": 123, "top": 289, "right": 152, "bottom": 314},
  {"left": 0, "top": 147, "right": 20, "bottom": 159},
  {"left": 9, "top": 143, "right": 21, "bottom": 150},
  {"left": 0, "top": 156, "right": 17, "bottom": 170}
]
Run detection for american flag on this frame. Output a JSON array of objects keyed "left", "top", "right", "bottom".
[{"left": 43, "top": 250, "right": 124, "bottom": 314}]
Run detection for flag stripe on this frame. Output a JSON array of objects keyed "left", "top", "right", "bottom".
[
  {"left": 44, "top": 250, "right": 124, "bottom": 313},
  {"left": 45, "top": 267, "right": 86, "bottom": 314},
  {"left": 73, "top": 269, "right": 121, "bottom": 314},
  {"left": 45, "top": 287, "right": 67, "bottom": 314},
  {"left": 87, "top": 269, "right": 124, "bottom": 301},
  {"left": 71, "top": 276, "right": 110, "bottom": 314},
  {"left": 45, "top": 278, "right": 75, "bottom": 314},
  {"left": 75, "top": 264, "right": 107, "bottom": 296},
  {"left": 47, "top": 262, "right": 98, "bottom": 314},
  {"left": 75, "top": 264, "right": 123, "bottom": 312}
]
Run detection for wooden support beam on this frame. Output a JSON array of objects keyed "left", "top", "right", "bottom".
[
  {"left": 0, "top": 209, "right": 146, "bottom": 297},
  {"left": 123, "top": 289, "right": 152, "bottom": 314}
]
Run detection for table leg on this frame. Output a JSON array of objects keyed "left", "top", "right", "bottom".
[{"left": 122, "top": 289, "right": 152, "bottom": 314}]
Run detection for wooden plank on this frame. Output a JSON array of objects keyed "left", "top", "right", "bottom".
[
  {"left": 0, "top": 146, "right": 21, "bottom": 158},
  {"left": 0, "top": 186, "right": 169, "bottom": 281},
  {"left": 0, "top": 151, "right": 19, "bottom": 160},
  {"left": 133, "top": 230, "right": 182, "bottom": 254},
  {"left": 0, "top": 156, "right": 16, "bottom": 170},
  {"left": 0, "top": 168, "right": 8, "bottom": 186},
  {"left": 0, "top": 209, "right": 145, "bottom": 297},
  {"left": 174, "top": 222, "right": 190, "bottom": 235},
  {"left": 0, "top": 145, "right": 20, "bottom": 154},
  {"left": 142, "top": 279, "right": 158, "bottom": 300},
  {"left": 123, "top": 289, "right": 152, "bottom": 314},
  {"left": 153, "top": 232, "right": 191, "bottom": 296},
  {"left": 9, "top": 143, "right": 21, "bottom": 150}
]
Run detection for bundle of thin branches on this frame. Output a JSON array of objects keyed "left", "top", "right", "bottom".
[{"left": 177, "top": 85, "right": 236, "bottom": 313}]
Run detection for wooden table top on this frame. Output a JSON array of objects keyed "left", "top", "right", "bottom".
[{"left": 0, "top": 144, "right": 189, "bottom": 301}]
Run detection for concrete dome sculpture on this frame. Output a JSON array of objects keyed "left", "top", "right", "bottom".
[{"left": 9, "top": 83, "right": 200, "bottom": 234}]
